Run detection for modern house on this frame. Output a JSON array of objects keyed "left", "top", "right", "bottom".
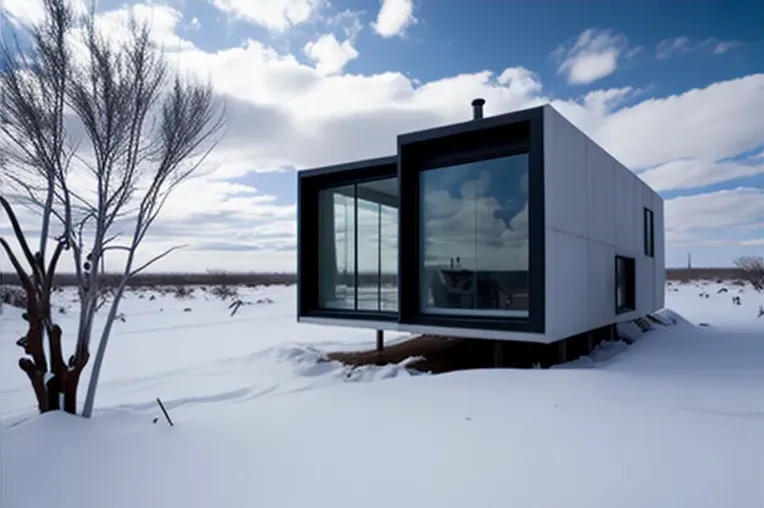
[{"left": 297, "top": 100, "right": 665, "bottom": 366}]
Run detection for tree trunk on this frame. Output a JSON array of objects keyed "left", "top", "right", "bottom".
[
  {"left": 17, "top": 303, "right": 87, "bottom": 414},
  {"left": 18, "top": 307, "right": 50, "bottom": 413},
  {"left": 19, "top": 358, "right": 49, "bottom": 413},
  {"left": 62, "top": 374, "right": 79, "bottom": 414},
  {"left": 46, "top": 376, "right": 62, "bottom": 411},
  {"left": 63, "top": 352, "right": 89, "bottom": 414},
  {"left": 81, "top": 282, "right": 126, "bottom": 418},
  {"left": 2, "top": 195, "right": 77, "bottom": 414},
  {"left": 46, "top": 324, "right": 88, "bottom": 415}
]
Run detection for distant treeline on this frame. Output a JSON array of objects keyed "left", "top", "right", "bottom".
[
  {"left": 666, "top": 267, "right": 741, "bottom": 282},
  {"left": 0, "top": 267, "right": 744, "bottom": 288},
  {"left": 0, "top": 271, "right": 398, "bottom": 288},
  {"left": 0, "top": 272, "right": 298, "bottom": 288}
]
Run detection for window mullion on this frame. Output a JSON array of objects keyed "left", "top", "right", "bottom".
[{"left": 353, "top": 185, "right": 359, "bottom": 311}]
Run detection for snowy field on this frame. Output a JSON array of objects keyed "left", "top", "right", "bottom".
[{"left": 1, "top": 280, "right": 763, "bottom": 508}]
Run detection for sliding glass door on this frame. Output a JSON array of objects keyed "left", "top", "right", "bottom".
[{"left": 317, "top": 178, "right": 398, "bottom": 312}]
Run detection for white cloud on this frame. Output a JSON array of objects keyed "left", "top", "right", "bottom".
[
  {"left": 551, "top": 75, "right": 764, "bottom": 170},
  {"left": 656, "top": 36, "right": 740, "bottom": 59},
  {"left": 554, "top": 29, "right": 635, "bottom": 85},
  {"left": 1, "top": 0, "right": 87, "bottom": 27},
  {"left": 96, "top": 3, "right": 195, "bottom": 51},
  {"left": 304, "top": 34, "right": 359, "bottom": 75},
  {"left": 665, "top": 188, "right": 764, "bottom": 245},
  {"left": 209, "top": 0, "right": 324, "bottom": 31},
  {"left": 656, "top": 36, "right": 693, "bottom": 59},
  {"left": 372, "top": 0, "right": 416, "bottom": 39},
  {"left": 328, "top": 9, "right": 363, "bottom": 40},
  {"left": 640, "top": 157, "right": 764, "bottom": 192},
  {"left": 1, "top": 0, "right": 47, "bottom": 26},
  {"left": 713, "top": 40, "right": 739, "bottom": 54},
  {"left": 3, "top": 3, "right": 764, "bottom": 272}
]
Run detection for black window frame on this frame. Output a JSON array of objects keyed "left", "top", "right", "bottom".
[
  {"left": 643, "top": 207, "right": 654, "bottom": 258},
  {"left": 297, "top": 156, "right": 399, "bottom": 322},
  {"left": 615, "top": 255, "right": 636, "bottom": 314},
  {"left": 397, "top": 106, "right": 546, "bottom": 334}
]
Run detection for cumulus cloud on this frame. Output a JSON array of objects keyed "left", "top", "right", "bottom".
[
  {"left": 554, "top": 29, "right": 638, "bottom": 85},
  {"left": 304, "top": 34, "right": 359, "bottom": 75},
  {"left": 2, "top": 2, "right": 764, "bottom": 272},
  {"left": 209, "top": 0, "right": 324, "bottom": 31},
  {"left": 94, "top": 3, "right": 196, "bottom": 51},
  {"left": 1, "top": 0, "right": 47, "bottom": 26},
  {"left": 372, "top": 0, "right": 416, "bottom": 38},
  {"left": 1, "top": 0, "right": 87, "bottom": 26}
]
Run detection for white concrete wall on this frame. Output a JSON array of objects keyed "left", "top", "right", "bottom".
[{"left": 543, "top": 105, "right": 664, "bottom": 341}]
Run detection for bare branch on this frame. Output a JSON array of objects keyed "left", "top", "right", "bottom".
[
  {"left": 102, "top": 233, "right": 122, "bottom": 246},
  {"left": 0, "top": 196, "right": 45, "bottom": 285},
  {"left": 128, "top": 245, "right": 188, "bottom": 277},
  {"left": 101, "top": 245, "right": 132, "bottom": 253},
  {"left": 0, "top": 238, "right": 33, "bottom": 292},
  {"left": 44, "top": 239, "right": 66, "bottom": 293}
]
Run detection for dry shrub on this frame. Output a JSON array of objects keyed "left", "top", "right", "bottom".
[
  {"left": 172, "top": 285, "right": 195, "bottom": 299},
  {"left": 734, "top": 256, "right": 764, "bottom": 291},
  {"left": 209, "top": 284, "right": 238, "bottom": 300},
  {"left": 201, "top": 270, "right": 237, "bottom": 301},
  {"left": 1, "top": 285, "right": 27, "bottom": 309}
]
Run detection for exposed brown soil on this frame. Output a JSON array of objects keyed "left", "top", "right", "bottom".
[
  {"left": 326, "top": 335, "right": 466, "bottom": 373},
  {"left": 326, "top": 334, "right": 554, "bottom": 373}
]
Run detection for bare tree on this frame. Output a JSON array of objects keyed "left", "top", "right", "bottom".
[
  {"left": 734, "top": 256, "right": 764, "bottom": 291},
  {"left": 0, "top": 0, "right": 226, "bottom": 418}
]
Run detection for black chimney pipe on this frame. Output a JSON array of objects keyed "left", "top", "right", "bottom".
[{"left": 471, "top": 98, "right": 485, "bottom": 120}]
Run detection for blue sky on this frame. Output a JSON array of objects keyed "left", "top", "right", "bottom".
[{"left": 1, "top": 0, "right": 763, "bottom": 272}]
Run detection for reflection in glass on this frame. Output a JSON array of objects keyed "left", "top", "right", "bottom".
[
  {"left": 379, "top": 202, "right": 398, "bottom": 311},
  {"left": 419, "top": 154, "right": 530, "bottom": 317},
  {"left": 318, "top": 185, "right": 355, "bottom": 309},
  {"left": 357, "top": 197, "right": 381, "bottom": 310},
  {"left": 317, "top": 178, "right": 398, "bottom": 311}
]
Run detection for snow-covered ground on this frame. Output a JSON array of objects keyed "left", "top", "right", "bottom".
[{"left": 1, "top": 280, "right": 763, "bottom": 508}]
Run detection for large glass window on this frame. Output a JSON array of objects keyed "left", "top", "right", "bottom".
[
  {"left": 419, "top": 153, "right": 530, "bottom": 317},
  {"left": 317, "top": 178, "right": 398, "bottom": 312},
  {"left": 318, "top": 185, "right": 356, "bottom": 310}
]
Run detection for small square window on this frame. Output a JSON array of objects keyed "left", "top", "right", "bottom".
[{"left": 615, "top": 256, "right": 636, "bottom": 314}]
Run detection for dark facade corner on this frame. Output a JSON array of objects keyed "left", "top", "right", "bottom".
[{"left": 396, "top": 105, "right": 546, "bottom": 334}]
